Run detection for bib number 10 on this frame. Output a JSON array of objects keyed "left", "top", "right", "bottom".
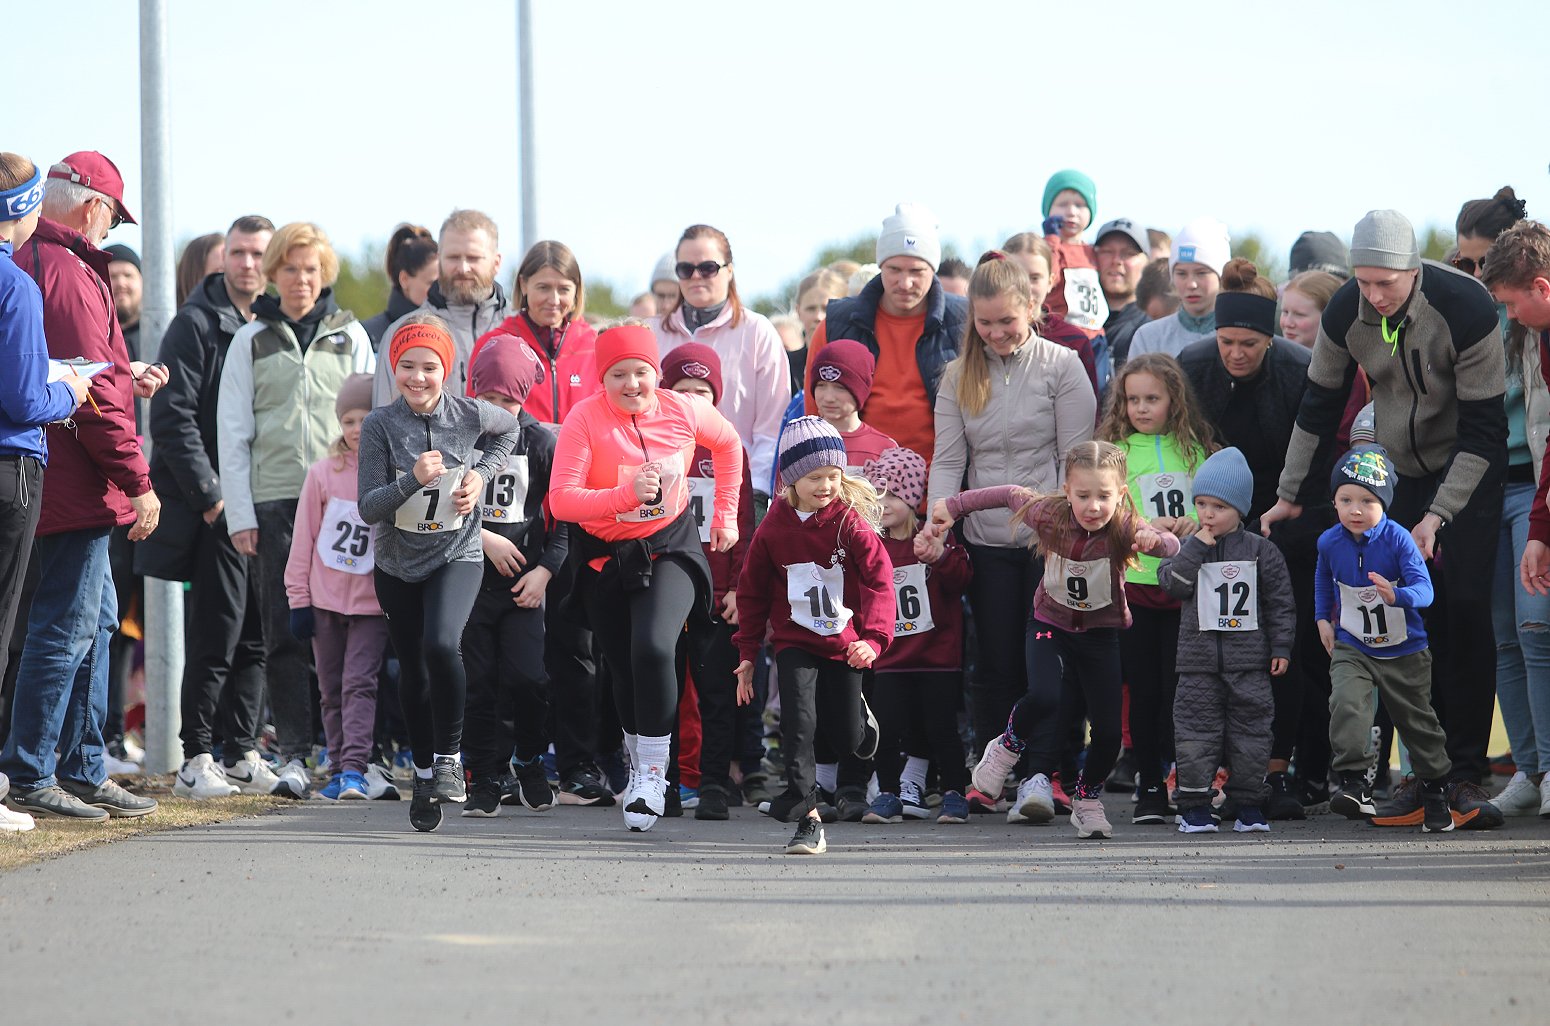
[{"left": 805, "top": 585, "right": 839, "bottom": 620}]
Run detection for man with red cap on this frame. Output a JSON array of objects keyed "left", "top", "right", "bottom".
[{"left": 2, "top": 152, "right": 167, "bottom": 822}]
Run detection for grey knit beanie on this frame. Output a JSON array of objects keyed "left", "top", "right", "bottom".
[
  {"left": 876, "top": 203, "right": 941, "bottom": 272},
  {"left": 1191, "top": 447, "right": 1254, "bottom": 518},
  {"left": 777, "top": 416, "right": 848, "bottom": 490},
  {"left": 650, "top": 252, "right": 676, "bottom": 286},
  {"left": 1350, "top": 210, "right": 1420, "bottom": 271}
]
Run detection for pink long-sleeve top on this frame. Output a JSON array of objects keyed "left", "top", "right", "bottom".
[
  {"left": 284, "top": 450, "right": 383, "bottom": 616},
  {"left": 548, "top": 389, "right": 742, "bottom": 558},
  {"left": 945, "top": 485, "right": 1180, "bottom": 631}
]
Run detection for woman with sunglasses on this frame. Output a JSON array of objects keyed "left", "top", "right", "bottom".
[{"left": 649, "top": 225, "right": 787, "bottom": 513}]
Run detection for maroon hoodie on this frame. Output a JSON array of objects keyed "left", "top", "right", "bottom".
[
  {"left": 18, "top": 218, "right": 150, "bottom": 536},
  {"left": 874, "top": 533, "right": 971, "bottom": 673},
  {"left": 686, "top": 443, "right": 755, "bottom": 605}
]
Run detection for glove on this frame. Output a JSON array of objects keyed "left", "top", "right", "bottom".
[
  {"left": 289, "top": 606, "right": 315, "bottom": 641},
  {"left": 1041, "top": 214, "right": 1065, "bottom": 237}
]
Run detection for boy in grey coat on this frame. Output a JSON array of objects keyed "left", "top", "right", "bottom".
[{"left": 1158, "top": 447, "right": 1296, "bottom": 833}]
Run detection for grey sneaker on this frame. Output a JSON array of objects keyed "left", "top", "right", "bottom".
[
  {"left": 431, "top": 757, "right": 466, "bottom": 804},
  {"left": 7, "top": 784, "right": 110, "bottom": 821},
  {"left": 60, "top": 778, "right": 158, "bottom": 818}
]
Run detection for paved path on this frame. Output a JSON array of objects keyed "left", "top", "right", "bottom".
[{"left": 3, "top": 798, "right": 1547, "bottom": 1025}]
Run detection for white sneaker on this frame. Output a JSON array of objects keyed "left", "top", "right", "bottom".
[
  {"left": 173, "top": 754, "right": 239, "bottom": 799},
  {"left": 0, "top": 804, "right": 36, "bottom": 833},
  {"left": 103, "top": 751, "right": 142, "bottom": 777},
  {"left": 1009, "top": 773, "right": 1055, "bottom": 824},
  {"left": 119, "top": 734, "right": 145, "bottom": 764},
  {"left": 364, "top": 763, "right": 401, "bottom": 801},
  {"left": 634, "top": 763, "right": 667, "bottom": 816},
  {"left": 223, "top": 750, "right": 282, "bottom": 795},
  {"left": 971, "top": 736, "right": 1020, "bottom": 800},
  {"left": 1071, "top": 796, "right": 1113, "bottom": 839},
  {"left": 1541, "top": 775, "right": 1550, "bottom": 818},
  {"left": 1491, "top": 771, "right": 1541, "bottom": 816},
  {"left": 272, "top": 759, "right": 310, "bottom": 799},
  {"left": 622, "top": 769, "right": 656, "bottom": 832}
]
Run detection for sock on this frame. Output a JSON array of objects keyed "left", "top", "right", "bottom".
[
  {"left": 816, "top": 762, "right": 839, "bottom": 793},
  {"left": 901, "top": 757, "right": 929, "bottom": 794},
  {"left": 637, "top": 734, "right": 670, "bottom": 777},
  {"left": 623, "top": 733, "right": 640, "bottom": 771},
  {"left": 1074, "top": 775, "right": 1102, "bottom": 801},
  {"left": 414, "top": 765, "right": 433, "bottom": 780}
]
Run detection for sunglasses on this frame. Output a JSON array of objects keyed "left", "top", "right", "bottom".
[
  {"left": 675, "top": 260, "right": 727, "bottom": 280},
  {"left": 1451, "top": 254, "right": 1485, "bottom": 276},
  {"left": 94, "top": 196, "right": 123, "bottom": 230}
]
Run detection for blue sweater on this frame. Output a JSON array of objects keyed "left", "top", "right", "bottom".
[
  {"left": 1314, "top": 516, "right": 1432, "bottom": 658},
  {"left": 0, "top": 240, "right": 77, "bottom": 461}
]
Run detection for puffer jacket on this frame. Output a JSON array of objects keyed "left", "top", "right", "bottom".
[{"left": 1158, "top": 527, "right": 1296, "bottom": 673}]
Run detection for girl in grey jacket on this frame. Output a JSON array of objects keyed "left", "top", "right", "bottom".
[{"left": 1158, "top": 447, "right": 1295, "bottom": 834}]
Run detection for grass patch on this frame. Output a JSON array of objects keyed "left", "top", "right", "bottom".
[{"left": 1, "top": 786, "right": 287, "bottom": 872}]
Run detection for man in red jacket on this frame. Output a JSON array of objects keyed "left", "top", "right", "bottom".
[{"left": 0, "top": 152, "right": 166, "bottom": 822}]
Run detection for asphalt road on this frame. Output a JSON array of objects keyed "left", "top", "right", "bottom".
[{"left": 3, "top": 797, "right": 1547, "bottom": 1025}]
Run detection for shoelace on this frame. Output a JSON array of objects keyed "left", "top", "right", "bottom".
[{"left": 899, "top": 780, "right": 923, "bottom": 808}]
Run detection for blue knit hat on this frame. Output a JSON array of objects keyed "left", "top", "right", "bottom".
[
  {"left": 1331, "top": 444, "right": 1395, "bottom": 509},
  {"left": 1191, "top": 447, "right": 1253, "bottom": 518},
  {"left": 778, "top": 416, "right": 847, "bottom": 490},
  {"left": 1041, "top": 169, "right": 1096, "bottom": 221}
]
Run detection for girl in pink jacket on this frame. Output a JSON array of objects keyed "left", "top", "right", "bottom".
[{"left": 284, "top": 374, "right": 390, "bottom": 801}]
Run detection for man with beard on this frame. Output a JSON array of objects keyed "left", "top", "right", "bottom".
[
  {"left": 1093, "top": 219, "right": 1151, "bottom": 368},
  {"left": 372, "top": 209, "right": 509, "bottom": 406}
]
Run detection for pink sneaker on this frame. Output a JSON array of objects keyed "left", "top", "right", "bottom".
[
  {"left": 1071, "top": 797, "right": 1112, "bottom": 839},
  {"left": 970, "top": 736, "right": 1019, "bottom": 799}
]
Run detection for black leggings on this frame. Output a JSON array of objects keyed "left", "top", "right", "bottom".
[
  {"left": 775, "top": 647, "right": 866, "bottom": 818},
  {"left": 584, "top": 558, "right": 697, "bottom": 738},
  {"left": 374, "top": 561, "right": 482, "bottom": 768},
  {"left": 1014, "top": 621, "right": 1123, "bottom": 790},
  {"left": 965, "top": 543, "right": 1038, "bottom": 757},
  {"left": 873, "top": 670, "right": 968, "bottom": 793},
  {"left": 1118, "top": 605, "right": 1179, "bottom": 788},
  {"left": 461, "top": 589, "right": 550, "bottom": 780}
]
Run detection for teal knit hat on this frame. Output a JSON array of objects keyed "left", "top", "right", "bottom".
[{"left": 1042, "top": 169, "right": 1096, "bottom": 220}]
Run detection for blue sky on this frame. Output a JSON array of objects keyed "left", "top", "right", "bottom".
[{"left": 6, "top": 0, "right": 1545, "bottom": 305}]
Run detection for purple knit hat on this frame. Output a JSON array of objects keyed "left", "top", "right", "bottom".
[{"left": 777, "top": 416, "right": 847, "bottom": 490}]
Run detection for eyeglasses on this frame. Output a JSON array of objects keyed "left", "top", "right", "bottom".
[
  {"left": 1451, "top": 254, "right": 1485, "bottom": 276},
  {"left": 675, "top": 260, "right": 727, "bottom": 280}
]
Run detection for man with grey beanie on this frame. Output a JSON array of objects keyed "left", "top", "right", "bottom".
[{"left": 1261, "top": 209, "right": 1507, "bottom": 797}]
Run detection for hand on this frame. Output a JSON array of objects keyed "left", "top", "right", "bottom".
[
  {"left": 1259, "top": 499, "right": 1302, "bottom": 537},
  {"left": 734, "top": 660, "right": 754, "bottom": 706},
  {"left": 720, "top": 590, "right": 739, "bottom": 625},
  {"left": 710, "top": 526, "right": 738, "bottom": 553},
  {"left": 288, "top": 606, "right": 315, "bottom": 641},
  {"left": 913, "top": 528, "right": 944, "bottom": 564},
  {"left": 1193, "top": 525, "right": 1216, "bottom": 547},
  {"left": 412, "top": 450, "right": 446, "bottom": 487},
  {"left": 927, "top": 499, "right": 955, "bottom": 537},
  {"left": 1041, "top": 214, "right": 1065, "bottom": 237},
  {"left": 1317, "top": 620, "right": 1335, "bottom": 656},
  {"left": 452, "top": 469, "right": 482, "bottom": 516},
  {"left": 231, "top": 528, "right": 258, "bottom": 557},
  {"left": 1367, "top": 571, "right": 1397, "bottom": 605},
  {"left": 511, "top": 565, "right": 551, "bottom": 608},
  {"left": 1270, "top": 657, "right": 1289, "bottom": 677},
  {"left": 482, "top": 531, "right": 527, "bottom": 577},
  {"left": 845, "top": 639, "right": 877, "bottom": 669},
  {"left": 130, "top": 361, "right": 168, "bottom": 398},
  {"left": 1132, "top": 526, "right": 1161, "bottom": 552},
  {"left": 201, "top": 499, "right": 225, "bottom": 526},
  {"left": 127, "top": 490, "right": 161, "bottom": 541},
  {"left": 1170, "top": 517, "right": 1200, "bottom": 539},
  {"left": 1522, "top": 540, "right": 1550, "bottom": 596},
  {"left": 1410, "top": 513, "right": 1443, "bottom": 561},
  {"left": 63, "top": 370, "right": 93, "bottom": 406},
  {"left": 632, "top": 462, "right": 662, "bottom": 503}
]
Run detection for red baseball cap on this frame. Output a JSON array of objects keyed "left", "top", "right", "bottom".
[{"left": 47, "top": 151, "right": 136, "bottom": 226}]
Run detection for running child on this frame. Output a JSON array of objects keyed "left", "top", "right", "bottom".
[
  {"left": 1156, "top": 447, "right": 1295, "bottom": 833},
  {"left": 931, "top": 440, "right": 1181, "bottom": 839},
  {"left": 1097, "top": 352, "right": 1218, "bottom": 823},
  {"left": 735, "top": 417, "right": 894, "bottom": 855},
  {"left": 358, "top": 316, "right": 523, "bottom": 832},
  {"left": 285, "top": 373, "right": 391, "bottom": 801},
  {"left": 459, "top": 334, "right": 567, "bottom": 817}
]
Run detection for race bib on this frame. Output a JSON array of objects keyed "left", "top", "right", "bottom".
[
  {"left": 687, "top": 475, "right": 715, "bottom": 544},
  {"left": 316, "top": 497, "right": 374, "bottom": 576},
  {"left": 1136, "top": 472, "right": 1194, "bottom": 521},
  {"left": 479, "top": 453, "right": 530, "bottom": 523},
  {"left": 787, "top": 560, "right": 852, "bottom": 637},
  {"left": 1061, "top": 266, "right": 1108, "bottom": 332},
  {"left": 1338, "top": 581, "right": 1408, "bottom": 649},
  {"left": 1044, "top": 556, "right": 1113, "bottom": 611},
  {"left": 1196, "top": 560, "right": 1258, "bottom": 632},
  {"left": 394, "top": 471, "right": 465, "bottom": 535},
  {"left": 616, "top": 459, "right": 685, "bottom": 524},
  {"left": 892, "top": 562, "right": 935, "bottom": 636}
]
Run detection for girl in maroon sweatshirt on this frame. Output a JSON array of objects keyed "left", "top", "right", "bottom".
[
  {"left": 929, "top": 440, "right": 1179, "bottom": 841},
  {"left": 735, "top": 416, "right": 893, "bottom": 855}
]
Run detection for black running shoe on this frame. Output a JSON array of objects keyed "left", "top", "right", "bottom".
[
  {"left": 1105, "top": 749, "right": 1139, "bottom": 794},
  {"left": 1423, "top": 783, "right": 1454, "bottom": 833},
  {"left": 835, "top": 785, "right": 868, "bottom": 823},
  {"left": 558, "top": 765, "right": 616, "bottom": 807},
  {"left": 1265, "top": 772, "right": 1305, "bottom": 821},
  {"left": 784, "top": 815, "right": 826, "bottom": 855},
  {"left": 1330, "top": 772, "right": 1375, "bottom": 820},
  {"left": 695, "top": 783, "right": 730, "bottom": 821},
  {"left": 431, "top": 757, "right": 466, "bottom": 804},
  {"left": 1446, "top": 780, "right": 1505, "bottom": 831},
  {"left": 663, "top": 786, "right": 683, "bottom": 818},
  {"left": 1132, "top": 783, "right": 1172, "bottom": 825},
  {"left": 461, "top": 777, "right": 502, "bottom": 817},
  {"left": 410, "top": 777, "right": 442, "bottom": 832},
  {"left": 513, "top": 759, "right": 556, "bottom": 811}
]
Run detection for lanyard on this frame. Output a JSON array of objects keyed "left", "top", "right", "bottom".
[{"left": 1381, "top": 316, "right": 1404, "bottom": 357}]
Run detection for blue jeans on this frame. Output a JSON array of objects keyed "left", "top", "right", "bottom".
[
  {"left": 0, "top": 527, "right": 116, "bottom": 790},
  {"left": 1491, "top": 480, "right": 1550, "bottom": 775}
]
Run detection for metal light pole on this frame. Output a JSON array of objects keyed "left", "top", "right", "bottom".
[
  {"left": 138, "top": 0, "right": 183, "bottom": 776},
  {"left": 517, "top": 0, "right": 536, "bottom": 252}
]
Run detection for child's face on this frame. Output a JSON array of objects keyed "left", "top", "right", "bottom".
[
  {"left": 1063, "top": 466, "right": 1125, "bottom": 532},
  {"left": 603, "top": 359, "right": 658, "bottom": 415},
  {"left": 791, "top": 466, "right": 842, "bottom": 511},
  {"left": 972, "top": 290, "right": 1036, "bottom": 356},
  {"left": 394, "top": 347, "right": 445, "bottom": 411},
  {"left": 1123, "top": 370, "right": 1171, "bottom": 435},
  {"left": 813, "top": 380, "right": 859, "bottom": 424},
  {"left": 879, "top": 493, "right": 916, "bottom": 534},
  {"left": 476, "top": 391, "right": 523, "bottom": 416},
  {"left": 1017, "top": 252, "right": 1053, "bottom": 310},
  {"left": 670, "top": 378, "right": 716, "bottom": 403},
  {"left": 1193, "top": 495, "right": 1240, "bottom": 535},
  {"left": 1335, "top": 484, "right": 1385, "bottom": 534},
  {"left": 1049, "top": 189, "right": 1092, "bottom": 238},
  {"left": 1171, "top": 263, "right": 1220, "bottom": 317},
  {"left": 338, "top": 408, "right": 367, "bottom": 451},
  {"left": 1279, "top": 288, "right": 1322, "bottom": 347}
]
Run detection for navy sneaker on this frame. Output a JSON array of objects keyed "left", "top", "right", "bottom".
[
  {"left": 1177, "top": 805, "right": 1218, "bottom": 834},
  {"left": 558, "top": 765, "right": 616, "bottom": 807},
  {"left": 1233, "top": 805, "right": 1270, "bottom": 832},
  {"left": 862, "top": 792, "right": 904, "bottom": 824},
  {"left": 937, "top": 790, "right": 970, "bottom": 824}
]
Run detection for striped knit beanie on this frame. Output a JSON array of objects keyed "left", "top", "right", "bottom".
[{"left": 777, "top": 416, "right": 847, "bottom": 490}]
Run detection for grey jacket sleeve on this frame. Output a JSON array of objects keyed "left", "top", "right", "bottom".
[
  {"left": 471, "top": 402, "right": 521, "bottom": 480},
  {"left": 1158, "top": 534, "right": 1212, "bottom": 601},
  {"left": 356, "top": 414, "right": 420, "bottom": 524}
]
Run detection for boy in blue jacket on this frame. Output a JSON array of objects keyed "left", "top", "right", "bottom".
[{"left": 1315, "top": 445, "right": 1502, "bottom": 831}]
